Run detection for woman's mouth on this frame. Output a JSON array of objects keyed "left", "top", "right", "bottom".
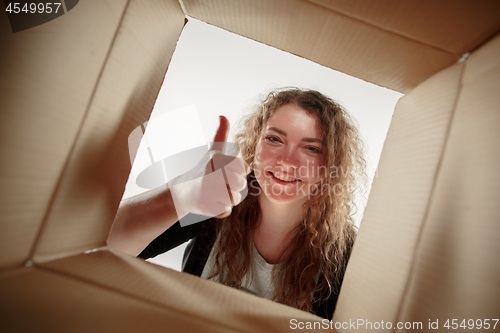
[{"left": 269, "top": 171, "right": 301, "bottom": 184}]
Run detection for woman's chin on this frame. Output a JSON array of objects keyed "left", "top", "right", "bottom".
[{"left": 261, "top": 187, "right": 309, "bottom": 205}]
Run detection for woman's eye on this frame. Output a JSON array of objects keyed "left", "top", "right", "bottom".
[
  {"left": 265, "top": 136, "right": 281, "bottom": 143},
  {"left": 307, "top": 146, "right": 322, "bottom": 154}
]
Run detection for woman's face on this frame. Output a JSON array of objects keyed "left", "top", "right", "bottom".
[{"left": 253, "top": 103, "right": 325, "bottom": 205}]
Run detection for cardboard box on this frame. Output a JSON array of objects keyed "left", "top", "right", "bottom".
[{"left": 1, "top": 0, "right": 499, "bottom": 331}]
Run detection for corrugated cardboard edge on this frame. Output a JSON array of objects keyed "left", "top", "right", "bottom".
[
  {"left": 0, "top": 249, "right": 327, "bottom": 332},
  {"left": 29, "top": 0, "right": 185, "bottom": 264},
  {"left": 307, "top": 0, "right": 500, "bottom": 55},
  {"left": 334, "top": 61, "right": 465, "bottom": 331},
  {"left": 180, "top": 0, "right": 459, "bottom": 93},
  {"left": 395, "top": 32, "right": 500, "bottom": 327},
  {"left": 0, "top": 0, "right": 129, "bottom": 269}
]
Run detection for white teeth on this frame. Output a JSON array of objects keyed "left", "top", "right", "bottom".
[{"left": 273, "top": 173, "right": 298, "bottom": 182}]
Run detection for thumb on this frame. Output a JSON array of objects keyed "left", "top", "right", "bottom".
[{"left": 211, "top": 115, "right": 230, "bottom": 152}]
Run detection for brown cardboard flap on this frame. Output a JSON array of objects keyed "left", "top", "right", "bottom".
[
  {"left": 30, "top": 0, "right": 185, "bottom": 264},
  {"left": 397, "top": 33, "right": 500, "bottom": 324},
  {"left": 309, "top": 0, "right": 500, "bottom": 54},
  {"left": 0, "top": 0, "right": 129, "bottom": 269},
  {"left": 334, "top": 62, "right": 464, "bottom": 330},
  {"left": 181, "top": 0, "right": 461, "bottom": 93},
  {"left": 0, "top": 267, "right": 241, "bottom": 333},
  {"left": 31, "top": 249, "right": 323, "bottom": 332}
]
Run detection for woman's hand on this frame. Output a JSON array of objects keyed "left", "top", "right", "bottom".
[
  {"left": 107, "top": 116, "right": 247, "bottom": 256},
  {"left": 169, "top": 116, "right": 247, "bottom": 220}
]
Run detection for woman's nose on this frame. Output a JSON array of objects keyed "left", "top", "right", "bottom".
[{"left": 277, "top": 148, "right": 299, "bottom": 168}]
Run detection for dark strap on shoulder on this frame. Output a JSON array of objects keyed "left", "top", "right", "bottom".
[
  {"left": 138, "top": 216, "right": 218, "bottom": 279},
  {"left": 181, "top": 219, "right": 218, "bottom": 276},
  {"left": 312, "top": 277, "right": 340, "bottom": 320},
  {"left": 312, "top": 232, "right": 356, "bottom": 320},
  {"left": 138, "top": 217, "right": 204, "bottom": 259}
]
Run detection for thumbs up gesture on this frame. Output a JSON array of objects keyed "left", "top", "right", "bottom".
[{"left": 169, "top": 116, "right": 248, "bottom": 223}]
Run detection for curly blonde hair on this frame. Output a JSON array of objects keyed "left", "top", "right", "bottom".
[{"left": 209, "top": 88, "right": 366, "bottom": 315}]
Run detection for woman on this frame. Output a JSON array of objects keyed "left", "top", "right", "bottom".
[{"left": 107, "top": 88, "right": 366, "bottom": 319}]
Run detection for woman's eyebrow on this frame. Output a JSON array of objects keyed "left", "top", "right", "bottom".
[
  {"left": 302, "top": 137, "right": 323, "bottom": 144},
  {"left": 267, "top": 127, "right": 287, "bottom": 136},
  {"left": 267, "top": 127, "right": 323, "bottom": 144}
]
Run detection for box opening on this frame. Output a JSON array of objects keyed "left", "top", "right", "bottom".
[{"left": 118, "top": 17, "right": 403, "bottom": 270}]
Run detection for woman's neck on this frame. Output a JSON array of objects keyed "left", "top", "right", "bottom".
[{"left": 253, "top": 195, "right": 306, "bottom": 264}]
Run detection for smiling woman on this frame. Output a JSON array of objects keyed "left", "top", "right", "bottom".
[
  {"left": 211, "top": 88, "right": 367, "bottom": 317},
  {"left": 108, "top": 88, "right": 367, "bottom": 320}
]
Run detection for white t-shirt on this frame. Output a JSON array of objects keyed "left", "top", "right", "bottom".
[{"left": 200, "top": 240, "right": 276, "bottom": 300}]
